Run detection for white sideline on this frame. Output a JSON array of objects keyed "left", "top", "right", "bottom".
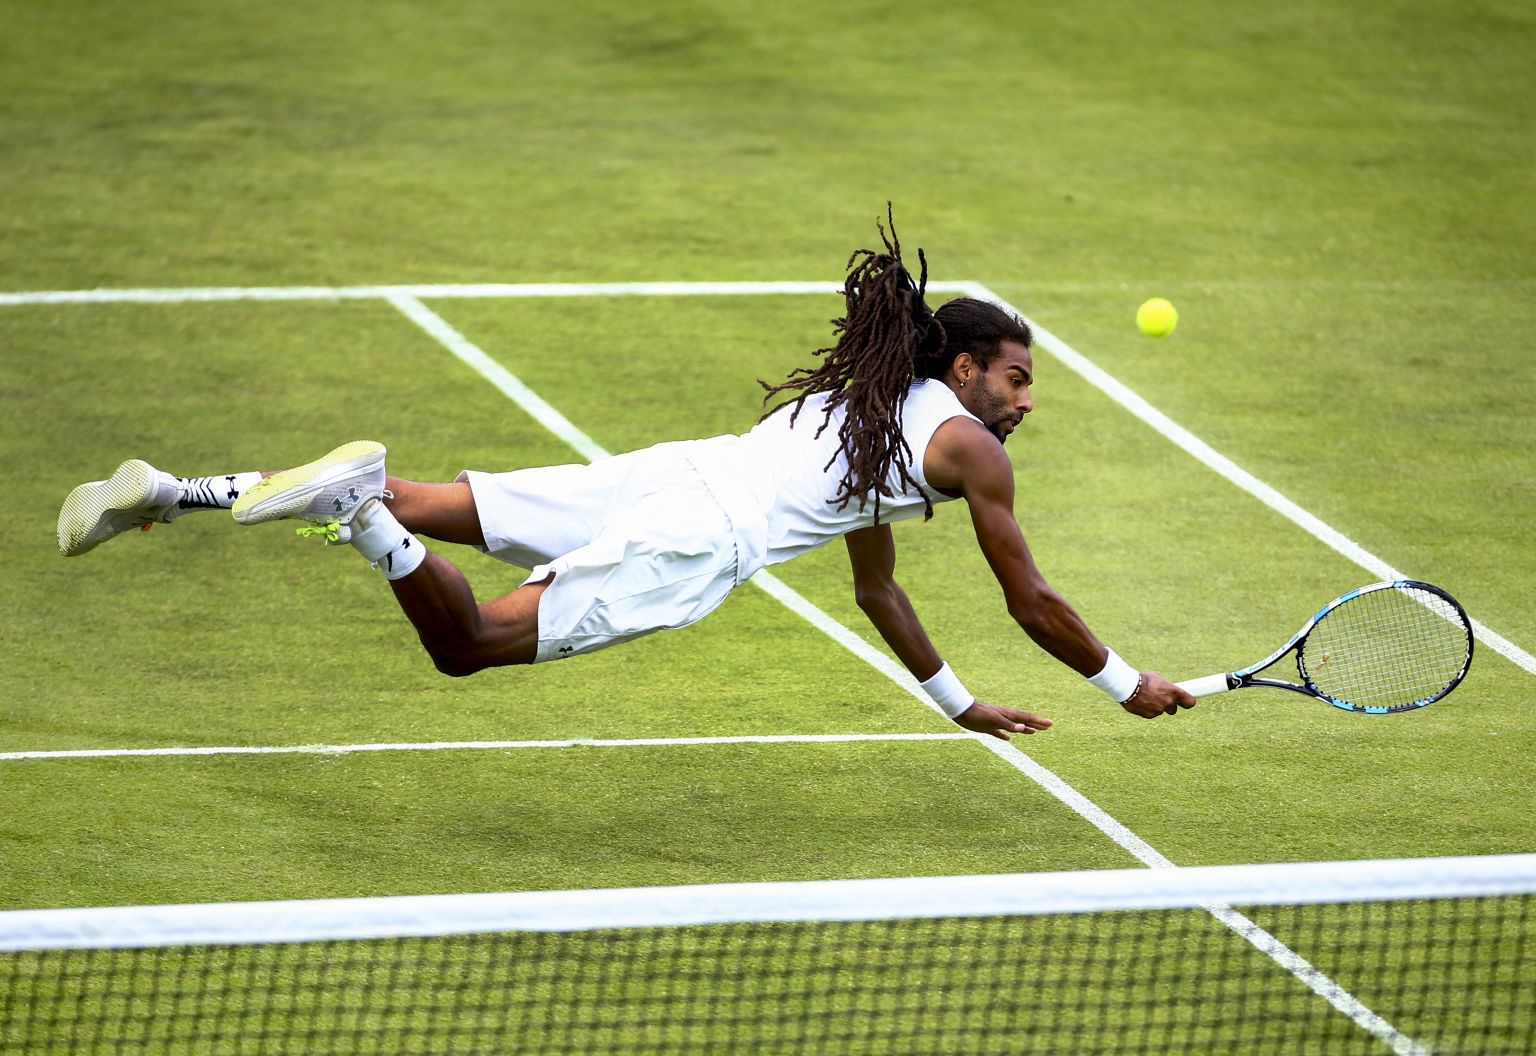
[{"left": 387, "top": 295, "right": 1426, "bottom": 1056}]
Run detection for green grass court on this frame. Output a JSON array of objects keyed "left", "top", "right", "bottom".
[{"left": 2, "top": 1, "right": 1534, "bottom": 1042}]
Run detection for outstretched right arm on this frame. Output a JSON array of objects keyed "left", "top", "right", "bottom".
[{"left": 927, "top": 418, "right": 1194, "bottom": 719}]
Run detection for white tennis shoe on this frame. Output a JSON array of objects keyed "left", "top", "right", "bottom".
[
  {"left": 231, "top": 441, "right": 387, "bottom": 532},
  {"left": 57, "top": 459, "right": 181, "bottom": 557}
]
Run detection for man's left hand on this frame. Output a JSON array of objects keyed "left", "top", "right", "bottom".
[{"left": 955, "top": 701, "right": 1053, "bottom": 741}]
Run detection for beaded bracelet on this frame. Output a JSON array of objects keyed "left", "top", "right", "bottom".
[{"left": 1087, "top": 648, "right": 1141, "bottom": 704}]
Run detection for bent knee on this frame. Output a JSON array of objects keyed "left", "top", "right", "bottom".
[
  {"left": 430, "top": 650, "right": 484, "bottom": 678},
  {"left": 421, "top": 634, "right": 534, "bottom": 676}
]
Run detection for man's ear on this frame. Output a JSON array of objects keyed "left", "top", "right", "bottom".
[{"left": 951, "top": 351, "right": 978, "bottom": 387}]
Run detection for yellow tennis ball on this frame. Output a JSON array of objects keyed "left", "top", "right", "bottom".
[{"left": 1136, "top": 298, "right": 1178, "bottom": 337}]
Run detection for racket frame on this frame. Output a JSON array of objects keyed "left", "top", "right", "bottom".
[{"left": 1180, "top": 579, "right": 1473, "bottom": 714}]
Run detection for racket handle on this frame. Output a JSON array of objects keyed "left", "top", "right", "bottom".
[{"left": 1177, "top": 673, "right": 1234, "bottom": 698}]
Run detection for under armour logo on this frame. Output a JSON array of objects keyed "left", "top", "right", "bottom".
[
  {"left": 332, "top": 486, "right": 361, "bottom": 513},
  {"left": 383, "top": 537, "right": 411, "bottom": 574},
  {"left": 225, "top": 475, "right": 240, "bottom": 500},
  {"left": 558, "top": 646, "right": 574, "bottom": 656}
]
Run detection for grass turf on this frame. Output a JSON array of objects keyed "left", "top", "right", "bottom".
[
  {"left": 4, "top": 4, "right": 1534, "bottom": 1049},
  {"left": 1, "top": 0, "right": 1531, "bottom": 923}
]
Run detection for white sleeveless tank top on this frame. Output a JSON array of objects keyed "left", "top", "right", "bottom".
[{"left": 682, "top": 379, "right": 981, "bottom": 581}]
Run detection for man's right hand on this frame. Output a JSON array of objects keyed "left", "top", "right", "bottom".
[{"left": 1121, "top": 672, "right": 1197, "bottom": 718}]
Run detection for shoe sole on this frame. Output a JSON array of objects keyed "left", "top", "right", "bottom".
[
  {"left": 58, "top": 459, "right": 158, "bottom": 557},
  {"left": 231, "top": 441, "right": 386, "bottom": 525}
]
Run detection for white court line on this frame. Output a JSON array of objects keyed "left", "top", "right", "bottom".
[
  {"left": 387, "top": 294, "right": 1428, "bottom": 1056},
  {"left": 0, "top": 280, "right": 965, "bottom": 306},
  {"left": 0, "top": 732, "right": 972, "bottom": 762}
]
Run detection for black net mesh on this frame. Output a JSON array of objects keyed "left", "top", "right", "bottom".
[{"left": 4, "top": 895, "right": 1531, "bottom": 1055}]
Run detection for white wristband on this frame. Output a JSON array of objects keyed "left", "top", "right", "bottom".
[
  {"left": 920, "top": 662, "right": 974, "bottom": 719},
  {"left": 1087, "top": 648, "right": 1141, "bottom": 703}
]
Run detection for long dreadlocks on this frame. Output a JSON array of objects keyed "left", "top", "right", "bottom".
[{"left": 759, "top": 206, "right": 1032, "bottom": 522}]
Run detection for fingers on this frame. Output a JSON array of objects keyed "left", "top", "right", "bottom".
[
  {"left": 990, "top": 706, "right": 1052, "bottom": 738},
  {"left": 955, "top": 703, "right": 1053, "bottom": 740},
  {"left": 1006, "top": 709, "right": 1054, "bottom": 732},
  {"left": 1132, "top": 699, "right": 1184, "bottom": 719}
]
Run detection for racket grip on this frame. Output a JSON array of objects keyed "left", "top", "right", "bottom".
[{"left": 1176, "top": 673, "right": 1234, "bottom": 698}]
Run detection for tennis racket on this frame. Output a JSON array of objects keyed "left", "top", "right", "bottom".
[{"left": 1177, "top": 580, "right": 1474, "bottom": 713}]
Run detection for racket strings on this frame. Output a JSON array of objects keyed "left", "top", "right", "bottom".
[{"left": 1299, "top": 587, "right": 1471, "bottom": 710}]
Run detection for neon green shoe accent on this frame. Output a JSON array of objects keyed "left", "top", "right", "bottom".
[{"left": 295, "top": 520, "right": 342, "bottom": 544}]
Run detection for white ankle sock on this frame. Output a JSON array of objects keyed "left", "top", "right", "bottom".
[
  {"left": 174, "top": 472, "right": 264, "bottom": 516},
  {"left": 348, "top": 500, "right": 427, "bottom": 581}
]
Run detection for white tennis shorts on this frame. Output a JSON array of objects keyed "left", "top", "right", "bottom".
[{"left": 458, "top": 442, "right": 741, "bottom": 663}]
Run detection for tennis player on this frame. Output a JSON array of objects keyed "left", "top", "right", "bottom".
[{"left": 58, "top": 219, "right": 1195, "bottom": 739}]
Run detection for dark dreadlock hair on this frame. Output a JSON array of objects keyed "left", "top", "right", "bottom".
[{"left": 758, "top": 206, "right": 1033, "bottom": 521}]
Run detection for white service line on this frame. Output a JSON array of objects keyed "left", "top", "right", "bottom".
[
  {"left": 387, "top": 292, "right": 1430, "bottom": 1056},
  {"left": 0, "top": 732, "right": 972, "bottom": 762},
  {"left": 385, "top": 293, "right": 609, "bottom": 463}
]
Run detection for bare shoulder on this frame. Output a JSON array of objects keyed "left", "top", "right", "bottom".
[{"left": 924, "top": 416, "right": 1014, "bottom": 500}]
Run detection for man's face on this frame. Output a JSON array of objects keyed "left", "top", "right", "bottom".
[{"left": 962, "top": 340, "right": 1034, "bottom": 444}]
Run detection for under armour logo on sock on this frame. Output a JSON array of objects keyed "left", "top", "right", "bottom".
[
  {"left": 383, "top": 537, "right": 411, "bottom": 574},
  {"left": 225, "top": 475, "right": 240, "bottom": 500},
  {"left": 558, "top": 646, "right": 574, "bottom": 656}
]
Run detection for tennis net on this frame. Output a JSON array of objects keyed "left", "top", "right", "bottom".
[{"left": 2, "top": 854, "right": 1532, "bottom": 1055}]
